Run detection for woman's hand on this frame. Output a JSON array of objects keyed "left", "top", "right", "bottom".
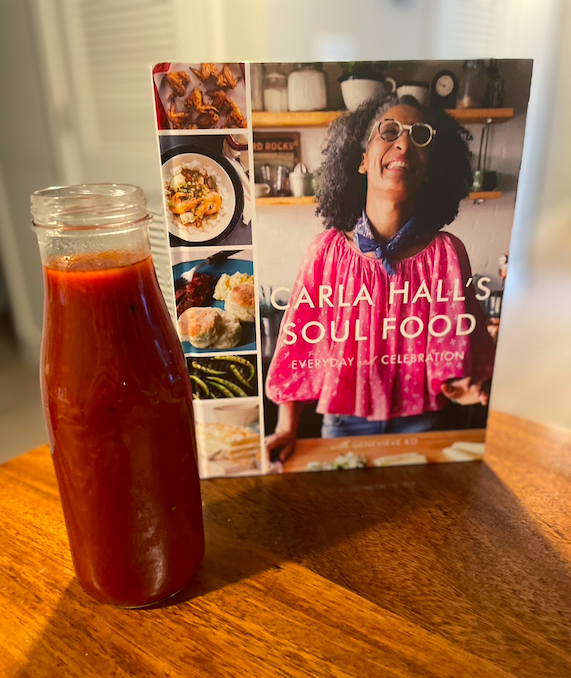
[
  {"left": 264, "top": 430, "right": 298, "bottom": 463},
  {"left": 441, "top": 376, "right": 490, "bottom": 406},
  {"left": 264, "top": 402, "right": 305, "bottom": 463}
]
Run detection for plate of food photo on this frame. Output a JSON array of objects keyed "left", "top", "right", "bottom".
[
  {"left": 173, "top": 254, "right": 256, "bottom": 354},
  {"left": 162, "top": 147, "right": 244, "bottom": 245}
]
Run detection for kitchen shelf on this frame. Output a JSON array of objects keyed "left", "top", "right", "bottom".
[
  {"left": 252, "top": 111, "right": 342, "bottom": 127},
  {"left": 469, "top": 191, "right": 503, "bottom": 200},
  {"left": 252, "top": 109, "right": 514, "bottom": 128},
  {"left": 449, "top": 108, "right": 514, "bottom": 124},
  {"left": 256, "top": 192, "right": 503, "bottom": 207},
  {"left": 256, "top": 196, "right": 315, "bottom": 206}
]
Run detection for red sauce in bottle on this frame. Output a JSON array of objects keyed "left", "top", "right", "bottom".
[{"left": 41, "top": 252, "right": 204, "bottom": 607}]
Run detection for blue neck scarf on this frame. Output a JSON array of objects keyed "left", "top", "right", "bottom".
[{"left": 352, "top": 211, "right": 419, "bottom": 276}]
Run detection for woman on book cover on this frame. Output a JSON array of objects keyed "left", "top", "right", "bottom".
[{"left": 265, "top": 94, "right": 496, "bottom": 462}]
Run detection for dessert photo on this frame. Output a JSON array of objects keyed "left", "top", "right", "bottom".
[{"left": 192, "top": 399, "right": 262, "bottom": 477}]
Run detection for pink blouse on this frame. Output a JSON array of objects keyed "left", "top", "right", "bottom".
[{"left": 266, "top": 229, "right": 495, "bottom": 421}]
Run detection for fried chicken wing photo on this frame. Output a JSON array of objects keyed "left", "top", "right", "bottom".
[
  {"left": 155, "top": 62, "right": 247, "bottom": 130},
  {"left": 209, "top": 91, "right": 246, "bottom": 128},
  {"left": 191, "top": 63, "right": 220, "bottom": 82},
  {"left": 210, "top": 90, "right": 232, "bottom": 114},
  {"left": 216, "top": 63, "right": 239, "bottom": 89},
  {"left": 226, "top": 101, "right": 247, "bottom": 128},
  {"left": 166, "top": 70, "right": 190, "bottom": 97},
  {"left": 167, "top": 97, "right": 190, "bottom": 129},
  {"left": 185, "top": 88, "right": 218, "bottom": 114},
  {"left": 196, "top": 111, "right": 220, "bottom": 128}
]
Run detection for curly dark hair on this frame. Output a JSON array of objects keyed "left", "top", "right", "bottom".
[{"left": 315, "top": 94, "right": 473, "bottom": 237}]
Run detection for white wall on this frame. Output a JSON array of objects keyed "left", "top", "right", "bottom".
[
  {"left": 489, "top": 1, "right": 571, "bottom": 430},
  {"left": 0, "top": 0, "right": 57, "bottom": 359}
]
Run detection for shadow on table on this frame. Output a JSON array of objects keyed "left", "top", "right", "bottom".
[
  {"left": 199, "top": 461, "right": 571, "bottom": 678},
  {"left": 15, "top": 462, "right": 571, "bottom": 678},
  {"left": 13, "top": 521, "right": 278, "bottom": 678}
]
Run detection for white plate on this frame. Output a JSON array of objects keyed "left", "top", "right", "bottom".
[{"left": 162, "top": 153, "right": 237, "bottom": 244}]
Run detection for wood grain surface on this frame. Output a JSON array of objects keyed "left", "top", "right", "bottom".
[{"left": 0, "top": 411, "right": 569, "bottom": 678}]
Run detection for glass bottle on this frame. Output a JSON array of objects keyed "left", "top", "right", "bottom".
[
  {"left": 487, "top": 59, "right": 505, "bottom": 108},
  {"left": 263, "top": 71, "right": 288, "bottom": 112},
  {"left": 456, "top": 60, "right": 489, "bottom": 109},
  {"left": 250, "top": 62, "right": 264, "bottom": 111},
  {"left": 30, "top": 184, "right": 204, "bottom": 608}
]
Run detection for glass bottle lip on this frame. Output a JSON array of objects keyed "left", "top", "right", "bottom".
[{"left": 31, "top": 183, "right": 152, "bottom": 231}]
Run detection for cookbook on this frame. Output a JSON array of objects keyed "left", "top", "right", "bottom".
[{"left": 151, "top": 59, "right": 532, "bottom": 479}]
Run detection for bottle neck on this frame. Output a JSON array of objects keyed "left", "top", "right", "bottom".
[
  {"left": 31, "top": 184, "right": 152, "bottom": 270},
  {"left": 35, "top": 220, "right": 152, "bottom": 271}
]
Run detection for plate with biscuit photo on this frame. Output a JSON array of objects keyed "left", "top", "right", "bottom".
[{"left": 173, "top": 255, "right": 256, "bottom": 354}]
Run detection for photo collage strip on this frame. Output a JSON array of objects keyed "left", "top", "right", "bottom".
[{"left": 153, "top": 63, "right": 264, "bottom": 479}]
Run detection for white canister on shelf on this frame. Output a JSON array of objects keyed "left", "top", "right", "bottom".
[
  {"left": 288, "top": 64, "right": 327, "bottom": 112},
  {"left": 289, "top": 163, "right": 314, "bottom": 197}
]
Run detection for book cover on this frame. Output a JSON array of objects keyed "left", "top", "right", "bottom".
[{"left": 151, "top": 59, "right": 532, "bottom": 478}]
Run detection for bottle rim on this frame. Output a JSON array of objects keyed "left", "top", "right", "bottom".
[{"left": 31, "top": 183, "right": 151, "bottom": 230}]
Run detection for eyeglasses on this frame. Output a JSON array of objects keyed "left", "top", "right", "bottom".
[{"left": 369, "top": 119, "right": 436, "bottom": 148}]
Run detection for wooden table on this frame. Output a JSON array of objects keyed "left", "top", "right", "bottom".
[{"left": 1, "top": 411, "right": 570, "bottom": 678}]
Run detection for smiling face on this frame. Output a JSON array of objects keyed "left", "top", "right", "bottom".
[{"left": 360, "top": 104, "right": 430, "bottom": 202}]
